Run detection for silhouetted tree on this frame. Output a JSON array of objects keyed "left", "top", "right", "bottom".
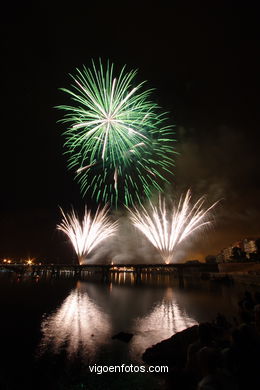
[
  {"left": 231, "top": 246, "right": 246, "bottom": 261},
  {"left": 205, "top": 255, "right": 217, "bottom": 263},
  {"left": 255, "top": 238, "right": 260, "bottom": 255}
]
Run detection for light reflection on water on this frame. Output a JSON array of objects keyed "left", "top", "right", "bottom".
[
  {"left": 130, "top": 287, "right": 197, "bottom": 360},
  {"left": 39, "top": 281, "right": 111, "bottom": 360},
  {"left": 1, "top": 271, "right": 259, "bottom": 390},
  {"left": 38, "top": 279, "right": 198, "bottom": 362}
]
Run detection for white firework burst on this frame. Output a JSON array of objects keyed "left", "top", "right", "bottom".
[
  {"left": 129, "top": 189, "right": 218, "bottom": 264},
  {"left": 57, "top": 205, "right": 118, "bottom": 264}
]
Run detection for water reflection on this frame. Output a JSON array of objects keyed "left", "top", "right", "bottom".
[
  {"left": 37, "top": 276, "right": 244, "bottom": 366},
  {"left": 38, "top": 279, "right": 200, "bottom": 363},
  {"left": 1, "top": 272, "right": 259, "bottom": 390},
  {"left": 39, "top": 281, "right": 111, "bottom": 360},
  {"left": 130, "top": 287, "right": 197, "bottom": 360},
  {"left": 136, "top": 287, "right": 197, "bottom": 333}
]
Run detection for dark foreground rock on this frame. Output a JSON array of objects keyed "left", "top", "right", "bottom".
[
  {"left": 143, "top": 325, "right": 198, "bottom": 367},
  {"left": 112, "top": 332, "right": 133, "bottom": 342}
]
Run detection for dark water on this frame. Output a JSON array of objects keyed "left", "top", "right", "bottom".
[{"left": 0, "top": 271, "right": 259, "bottom": 389}]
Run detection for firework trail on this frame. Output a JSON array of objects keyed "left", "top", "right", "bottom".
[
  {"left": 57, "top": 60, "right": 176, "bottom": 205},
  {"left": 57, "top": 205, "right": 118, "bottom": 264},
  {"left": 129, "top": 189, "right": 218, "bottom": 264}
]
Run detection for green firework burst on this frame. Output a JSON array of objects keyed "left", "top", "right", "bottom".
[{"left": 57, "top": 59, "right": 176, "bottom": 206}]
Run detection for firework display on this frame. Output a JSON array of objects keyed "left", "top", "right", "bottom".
[
  {"left": 57, "top": 205, "right": 118, "bottom": 264},
  {"left": 57, "top": 60, "right": 176, "bottom": 206},
  {"left": 57, "top": 61, "right": 218, "bottom": 264},
  {"left": 129, "top": 190, "right": 217, "bottom": 264}
]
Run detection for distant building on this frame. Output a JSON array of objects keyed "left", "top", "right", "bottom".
[
  {"left": 219, "top": 237, "right": 259, "bottom": 262},
  {"left": 222, "top": 246, "right": 233, "bottom": 261},
  {"left": 243, "top": 238, "right": 257, "bottom": 255}
]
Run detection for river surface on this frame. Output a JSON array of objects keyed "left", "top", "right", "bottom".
[{"left": 0, "top": 271, "right": 259, "bottom": 389}]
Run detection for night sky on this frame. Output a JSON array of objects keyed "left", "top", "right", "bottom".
[{"left": 0, "top": 2, "right": 259, "bottom": 262}]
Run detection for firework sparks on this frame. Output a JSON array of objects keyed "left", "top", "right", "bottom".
[
  {"left": 76, "top": 162, "right": 96, "bottom": 173},
  {"left": 129, "top": 189, "right": 218, "bottom": 264},
  {"left": 113, "top": 167, "right": 118, "bottom": 191},
  {"left": 57, "top": 205, "right": 118, "bottom": 264},
  {"left": 57, "top": 60, "right": 176, "bottom": 205}
]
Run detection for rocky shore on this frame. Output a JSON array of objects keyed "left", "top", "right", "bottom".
[
  {"left": 143, "top": 325, "right": 198, "bottom": 367},
  {"left": 142, "top": 289, "right": 260, "bottom": 390}
]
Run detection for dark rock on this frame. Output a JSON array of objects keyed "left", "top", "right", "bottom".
[
  {"left": 112, "top": 332, "right": 133, "bottom": 342},
  {"left": 143, "top": 325, "right": 198, "bottom": 367}
]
